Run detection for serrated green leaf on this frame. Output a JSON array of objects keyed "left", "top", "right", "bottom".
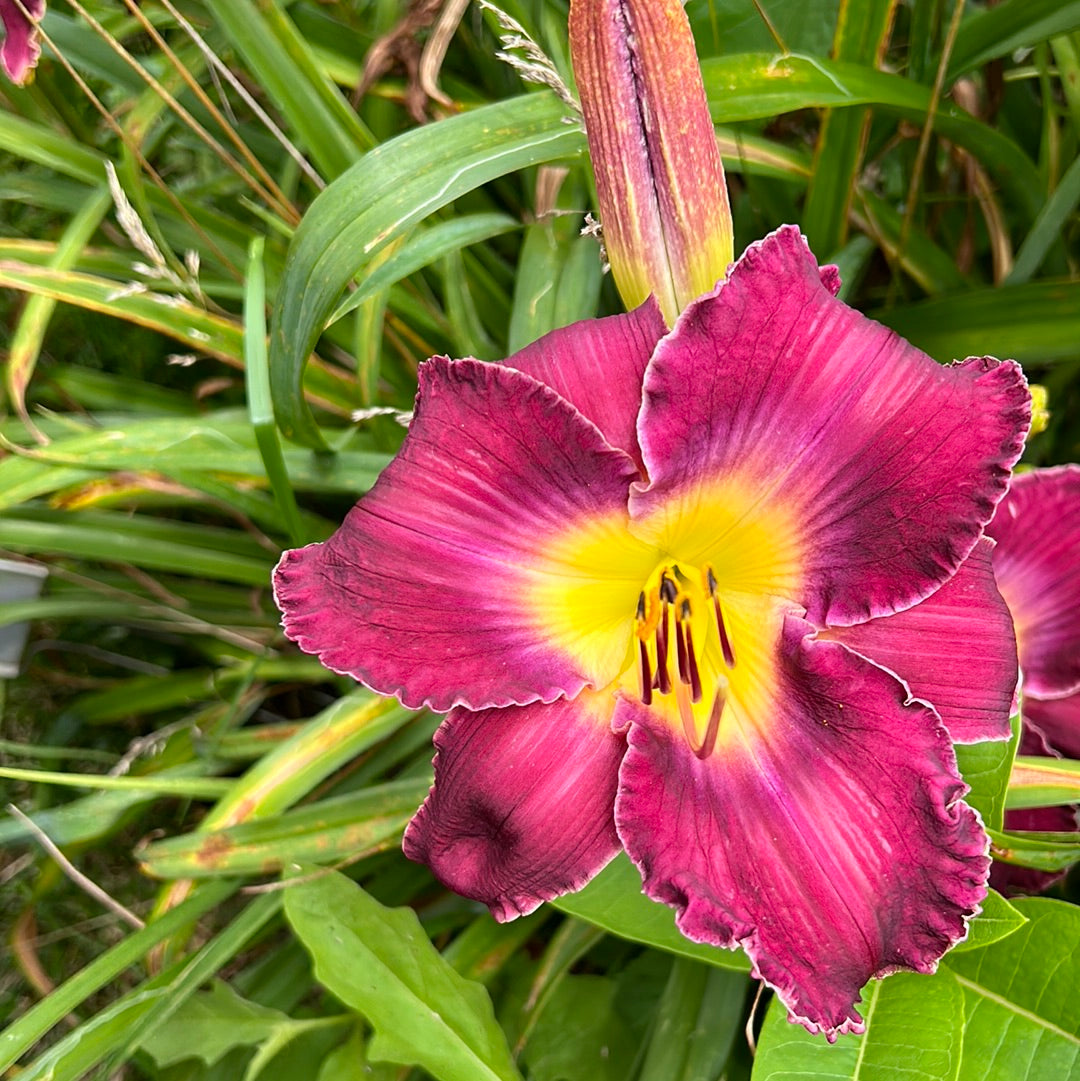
[
  {"left": 284, "top": 868, "right": 522, "bottom": 1081},
  {"left": 551, "top": 854, "right": 750, "bottom": 972},
  {"left": 752, "top": 969, "right": 965, "bottom": 1081},
  {"left": 945, "top": 898, "right": 1080, "bottom": 1080}
]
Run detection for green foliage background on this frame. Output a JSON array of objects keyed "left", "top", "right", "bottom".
[{"left": 1, "top": 1, "right": 1079, "bottom": 1078}]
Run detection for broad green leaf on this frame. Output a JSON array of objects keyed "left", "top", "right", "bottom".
[
  {"left": 245, "top": 236, "right": 304, "bottom": 545},
  {"left": 688, "top": 0, "right": 839, "bottom": 56},
  {"left": 638, "top": 960, "right": 748, "bottom": 1081},
  {"left": 316, "top": 1025, "right": 398, "bottom": 1081},
  {"left": 136, "top": 980, "right": 293, "bottom": 1068},
  {"left": 753, "top": 969, "right": 965, "bottom": 1081},
  {"left": 0, "top": 507, "right": 271, "bottom": 585},
  {"left": 0, "top": 112, "right": 104, "bottom": 183},
  {"left": 196, "top": 692, "right": 413, "bottom": 833},
  {"left": 945, "top": 898, "right": 1080, "bottom": 1080},
  {"left": 283, "top": 868, "right": 523, "bottom": 1081},
  {"left": 801, "top": 0, "right": 897, "bottom": 257},
  {"left": 951, "top": 890, "right": 1029, "bottom": 954},
  {"left": 0, "top": 412, "right": 390, "bottom": 510},
  {"left": 0, "top": 881, "right": 238, "bottom": 1073},
  {"left": 988, "top": 827, "right": 1080, "bottom": 871},
  {"left": 551, "top": 854, "right": 750, "bottom": 972},
  {"left": 442, "top": 912, "right": 549, "bottom": 986},
  {"left": 329, "top": 213, "right": 520, "bottom": 325},
  {"left": 201, "top": 0, "right": 370, "bottom": 178},
  {"left": 0, "top": 764, "right": 229, "bottom": 798},
  {"left": 139, "top": 778, "right": 430, "bottom": 878},
  {"left": 269, "top": 92, "right": 584, "bottom": 448},
  {"left": 1007, "top": 152, "right": 1080, "bottom": 285},
  {"left": 520, "top": 976, "right": 636, "bottom": 1081},
  {"left": 955, "top": 711, "right": 1020, "bottom": 831},
  {"left": 107, "top": 894, "right": 284, "bottom": 1074},
  {"left": 5, "top": 186, "right": 110, "bottom": 431},
  {"left": 0, "top": 261, "right": 357, "bottom": 415},
  {"left": 1007, "top": 755, "right": 1080, "bottom": 809},
  {"left": 873, "top": 280, "right": 1080, "bottom": 366},
  {"left": 508, "top": 172, "right": 601, "bottom": 351},
  {"left": 948, "top": 0, "right": 1080, "bottom": 79},
  {"left": 702, "top": 54, "right": 1043, "bottom": 224}
]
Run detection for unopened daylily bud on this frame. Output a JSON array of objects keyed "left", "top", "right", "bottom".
[{"left": 569, "top": 0, "right": 733, "bottom": 323}]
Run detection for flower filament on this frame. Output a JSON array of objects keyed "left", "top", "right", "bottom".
[{"left": 635, "top": 563, "right": 737, "bottom": 759}]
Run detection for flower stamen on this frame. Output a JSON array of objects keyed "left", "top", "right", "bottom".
[{"left": 706, "top": 566, "right": 737, "bottom": 669}]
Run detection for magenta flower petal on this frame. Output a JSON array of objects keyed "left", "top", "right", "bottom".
[
  {"left": 1, "top": 0, "right": 44, "bottom": 85},
  {"left": 1024, "top": 693, "right": 1080, "bottom": 761},
  {"left": 615, "top": 615, "right": 988, "bottom": 1039},
  {"left": 823, "top": 538, "right": 1017, "bottom": 744},
  {"left": 274, "top": 357, "right": 641, "bottom": 711},
  {"left": 508, "top": 297, "right": 666, "bottom": 470},
  {"left": 631, "top": 226, "right": 1030, "bottom": 628},
  {"left": 404, "top": 691, "right": 624, "bottom": 920},
  {"left": 987, "top": 465, "right": 1080, "bottom": 698}
]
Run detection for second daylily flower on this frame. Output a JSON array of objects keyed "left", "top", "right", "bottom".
[
  {"left": 1, "top": 0, "right": 44, "bottom": 85},
  {"left": 276, "top": 225, "right": 1030, "bottom": 1038},
  {"left": 986, "top": 466, "right": 1080, "bottom": 894}
]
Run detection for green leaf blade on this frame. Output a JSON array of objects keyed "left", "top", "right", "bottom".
[{"left": 284, "top": 869, "right": 523, "bottom": 1081}]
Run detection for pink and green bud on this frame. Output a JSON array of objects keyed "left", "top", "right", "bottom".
[{"left": 569, "top": 0, "right": 734, "bottom": 323}]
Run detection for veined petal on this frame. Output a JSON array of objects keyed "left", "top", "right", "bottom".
[
  {"left": 822, "top": 538, "right": 1017, "bottom": 744},
  {"left": 569, "top": 0, "right": 734, "bottom": 322},
  {"left": 507, "top": 297, "right": 666, "bottom": 470},
  {"left": 615, "top": 614, "right": 987, "bottom": 1039},
  {"left": 1, "top": 0, "right": 44, "bottom": 85},
  {"left": 987, "top": 465, "right": 1080, "bottom": 698},
  {"left": 632, "top": 226, "right": 1030, "bottom": 627},
  {"left": 275, "top": 357, "right": 647, "bottom": 711},
  {"left": 403, "top": 690, "right": 624, "bottom": 921},
  {"left": 1025, "top": 692, "right": 1080, "bottom": 760}
]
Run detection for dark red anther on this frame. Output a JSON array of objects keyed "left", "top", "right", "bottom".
[
  {"left": 638, "top": 638, "right": 653, "bottom": 705},
  {"left": 685, "top": 622, "right": 702, "bottom": 703},
  {"left": 654, "top": 605, "right": 671, "bottom": 693},
  {"left": 713, "top": 596, "right": 736, "bottom": 669}
]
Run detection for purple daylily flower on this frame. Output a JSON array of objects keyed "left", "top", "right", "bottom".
[
  {"left": 986, "top": 466, "right": 1080, "bottom": 894},
  {"left": 1, "top": 0, "right": 44, "bottom": 86},
  {"left": 274, "top": 225, "right": 1031, "bottom": 1038}
]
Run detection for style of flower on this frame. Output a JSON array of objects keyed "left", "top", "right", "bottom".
[
  {"left": 1, "top": 0, "right": 44, "bottom": 86},
  {"left": 275, "top": 225, "right": 1030, "bottom": 1038},
  {"left": 986, "top": 466, "right": 1080, "bottom": 894}
]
